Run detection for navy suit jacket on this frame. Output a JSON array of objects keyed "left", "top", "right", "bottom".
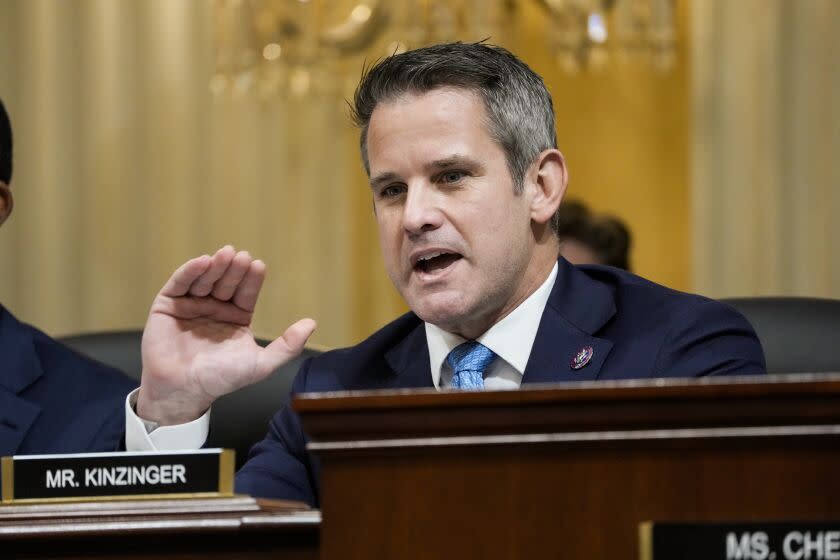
[
  {"left": 0, "top": 306, "right": 138, "bottom": 456},
  {"left": 236, "top": 259, "right": 766, "bottom": 506}
]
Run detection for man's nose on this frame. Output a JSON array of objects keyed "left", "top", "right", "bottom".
[{"left": 402, "top": 183, "right": 443, "bottom": 235}]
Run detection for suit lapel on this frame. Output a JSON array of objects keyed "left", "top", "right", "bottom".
[
  {"left": 0, "top": 307, "right": 45, "bottom": 454},
  {"left": 383, "top": 320, "right": 436, "bottom": 389},
  {"left": 522, "top": 259, "right": 616, "bottom": 385},
  {"left": 0, "top": 389, "right": 41, "bottom": 455},
  {"left": 379, "top": 259, "right": 618, "bottom": 389}
]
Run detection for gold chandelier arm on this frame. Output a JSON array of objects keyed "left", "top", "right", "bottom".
[{"left": 319, "top": 0, "right": 387, "bottom": 54}]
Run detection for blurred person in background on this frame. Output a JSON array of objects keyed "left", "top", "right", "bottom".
[
  {"left": 556, "top": 199, "right": 631, "bottom": 271},
  {"left": 0, "top": 97, "right": 137, "bottom": 456}
]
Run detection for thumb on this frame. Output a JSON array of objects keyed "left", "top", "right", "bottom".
[{"left": 258, "top": 318, "right": 317, "bottom": 374}]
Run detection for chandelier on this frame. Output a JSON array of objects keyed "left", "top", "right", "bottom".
[{"left": 210, "top": 0, "right": 676, "bottom": 97}]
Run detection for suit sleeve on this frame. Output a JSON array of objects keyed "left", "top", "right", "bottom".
[
  {"left": 234, "top": 358, "right": 319, "bottom": 507},
  {"left": 653, "top": 298, "right": 767, "bottom": 377},
  {"left": 88, "top": 399, "right": 130, "bottom": 452}
]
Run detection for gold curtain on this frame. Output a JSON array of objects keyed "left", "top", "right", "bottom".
[
  {"left": 692, "top": 0, "right": 840, "bottom": 298},
  {"left": 0, "top": 0, "right": 694, "bottom": 348},
  {"left": 0, "top": 0, "right": 388, "bottom": 347}
]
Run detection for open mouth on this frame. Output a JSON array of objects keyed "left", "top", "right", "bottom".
[{"left": 414, "top": 251, "right": 463, "bottom": 275}]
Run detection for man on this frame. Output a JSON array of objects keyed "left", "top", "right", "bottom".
[
  {"left": 0, "top": 97, "right": 137, "bottom": 456},
  {"left": 555, "top": 199, "right": 633, "bottom": 270},
  {"left": 128, "top": 43, "right": 765, "bottom": 506}
]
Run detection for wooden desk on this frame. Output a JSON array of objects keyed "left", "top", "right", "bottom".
[
  {"left": 5, "top": 375, "right": 839, "bottom": 559},
  {"left": 0, "top": 496, "right": 319, "bottom": 559},
  {"left": 296, "top": 374, "right": 840, "bottom": 559}
]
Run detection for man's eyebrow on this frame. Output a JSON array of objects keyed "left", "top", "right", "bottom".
[
  {"left": 369, "top": 171, "right": 400, "bottom": 190},
  {"left": 425, "top": 155, "right": 481, "bottom": 172}
]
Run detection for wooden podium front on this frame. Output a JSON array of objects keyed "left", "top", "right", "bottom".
[
  {"left": 0, "top": 497, "right": 318, "bottom": 559},
  {"left": 296, "top": 375, "right": 840, "bottom": 559}
]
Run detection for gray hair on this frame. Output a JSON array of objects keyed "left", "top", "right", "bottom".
[{"left": 351, "top": 42, "right": 558, "bottom": 199}]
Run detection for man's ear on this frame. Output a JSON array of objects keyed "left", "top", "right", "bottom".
[
  {"left": 526, "top": 149, "right": 567, "bottom": 226},
  {"left": 0, "top": 181, "right": 13, "bottom": 227}
]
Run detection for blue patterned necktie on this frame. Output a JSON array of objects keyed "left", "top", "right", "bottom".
[{"left": 446, "top": 341, "right": 497, "bottom": 390}]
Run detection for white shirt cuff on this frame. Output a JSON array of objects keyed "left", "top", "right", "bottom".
[{"left": 124, "top": 389, "right": 210, "bottom": 451}]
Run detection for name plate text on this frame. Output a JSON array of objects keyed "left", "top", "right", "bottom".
[
  {"left": 1, "top": 449, "right": 234, "bottom": 503},
  {"left": 641, "top": 522, "right": 840, "bottom": 560}
]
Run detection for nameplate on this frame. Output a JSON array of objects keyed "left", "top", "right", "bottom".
[
  {"left": 640, "top": 522, "right": 840, "bottom": 560},
  {"left": 1, "top": 449, "right": 234, "bottom": 504}
]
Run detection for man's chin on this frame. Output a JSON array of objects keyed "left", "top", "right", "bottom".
[{"left": 407, "top": 293, "right": 469, "bottom": 329}]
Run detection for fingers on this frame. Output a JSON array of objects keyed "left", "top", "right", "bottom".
[
  {"left": 189, "top": 246, "right": 236, "bottom": 297},
  {"left": 162, "top": 246, "right": 267, "bottom": 312},
  {"left": 160, "top": 255, "right": 212, "bottom": 298},
  {"left": 280, "top": 318, "right": 318, "bottom": 353},
  {"left": 232, "top": 259, "right": 266, "bottom": 312},
  {"left": 153, "top": 294, "right": 254, "bottom": 325},
  {"left": 259, "top": 318, "right": 318, "bottom": 374},
  {"left": 211, "top": 250, "right": 252, "bottom": 301}
]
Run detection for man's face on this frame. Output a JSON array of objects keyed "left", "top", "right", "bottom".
[{"left": 366, "top": 88, "right": 542, "bottom": 338}]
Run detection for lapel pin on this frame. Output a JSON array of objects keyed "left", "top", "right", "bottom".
[{"left": 570, "top": 346, "right": 594, "bottom": 370}]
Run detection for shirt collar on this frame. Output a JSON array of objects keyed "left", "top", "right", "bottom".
[{"left": 425, "top": 262, "right": 559, "bottom": 389}]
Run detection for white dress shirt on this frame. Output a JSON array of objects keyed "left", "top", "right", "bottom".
[
  {"left": 125, "top": 390, "right": 209, "bottom": 451},
  {"left": 125, "top": 263, "right": 558, "bottom": 451},
  {"left": 427, "top": 262, "right": 557, "bottom": 390}
]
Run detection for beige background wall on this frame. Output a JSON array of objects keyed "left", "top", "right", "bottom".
[
  {"left": 520, "top": 0, "right": 692, "bottom": 291},
  {"left": 692, "top": 0, "right": 840, "bottom": 298},
  {"left": 0, "top": 1, "right": 835, "bottom": 350}
]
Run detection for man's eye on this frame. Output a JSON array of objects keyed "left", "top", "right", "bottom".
[
  {"left": 381, "top": 185, "right": 406, "bottom": 198},
  {"left": 441, "top": 171, "right": 464, "bottom": 184}
]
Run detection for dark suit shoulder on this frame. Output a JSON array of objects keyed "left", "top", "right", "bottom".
[
  {"left": 29, "top": 326, "right": 137, "bottom": 393},
  {"left": 574, "top": 264, "right": 765, "bottom": 377},
  {"left": 0, "top": 308, "right": 137, "bottom": 454},
  {"left": 297, "top": 311, "right": 424, "bottom": 392},
  {"left": 577, "top": 264, "right": 745, "bottom": 326}
]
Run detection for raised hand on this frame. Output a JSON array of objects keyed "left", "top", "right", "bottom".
[{"left": 137, "top": 246, "right": 316, "bottom": 425}]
